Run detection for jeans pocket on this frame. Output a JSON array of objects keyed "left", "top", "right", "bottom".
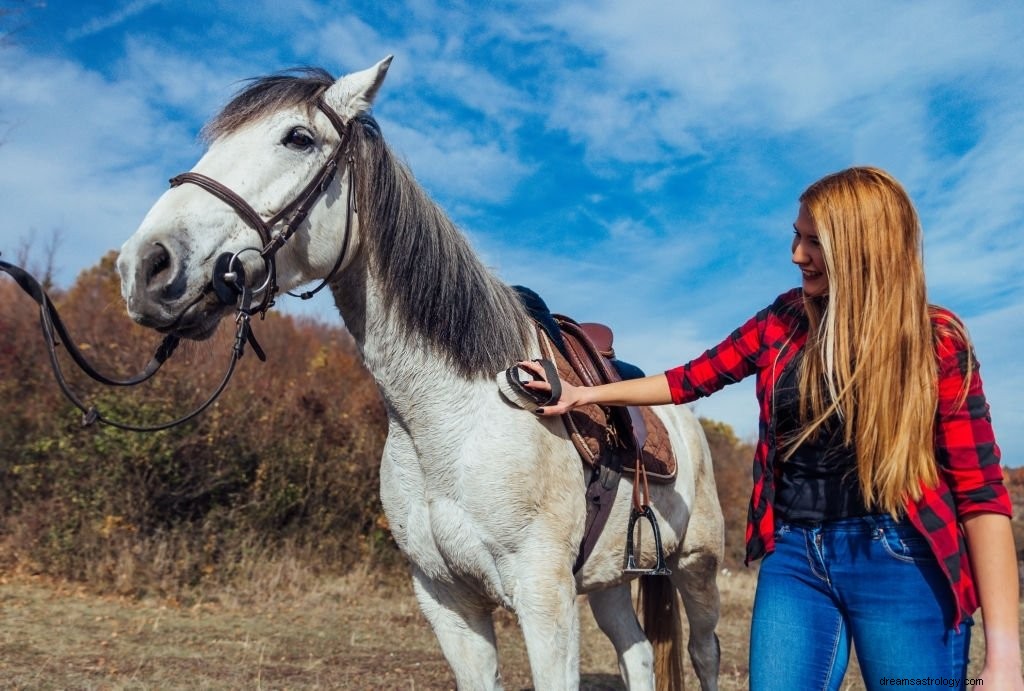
[{"left": 877, "top": 524, "right": 933, "bottom": 564}]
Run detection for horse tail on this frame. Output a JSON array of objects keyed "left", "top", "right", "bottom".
[{"left": 638, "top": 574, "right": 686, "bottom": 691}]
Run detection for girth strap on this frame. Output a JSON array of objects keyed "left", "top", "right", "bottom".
[{"left": 532, "top": 327, "right": 625, "bottom": 575}]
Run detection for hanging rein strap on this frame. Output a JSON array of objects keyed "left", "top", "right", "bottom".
[
  {"left": 0, "top": 257, "right": 180, "bottom": 387},
  {"left": 0, "top": 255, "right": 262, "bottom": 432}
]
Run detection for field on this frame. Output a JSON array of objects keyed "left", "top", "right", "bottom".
[
  {"left": 2, "top": 266, "right": 1020, "bottom": 688},
  {"left": 0, "top": 566, "right": 1003, "bottom": 690}
]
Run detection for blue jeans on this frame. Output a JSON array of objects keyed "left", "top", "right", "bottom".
[{"left": 749, "top": 514, "right": 972, "bottom": 690}]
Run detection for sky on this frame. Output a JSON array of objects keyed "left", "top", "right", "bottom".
[{"left": 0, "top": 0, "right": 1022, "bottom": 465}]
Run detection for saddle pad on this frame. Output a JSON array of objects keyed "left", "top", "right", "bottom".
[{"left": 542, "top": 326, "right": 677, "bottom": 484}]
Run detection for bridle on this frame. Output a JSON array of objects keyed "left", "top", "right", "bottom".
[
  {"left": 170, "top": 97, "right": 358, "bottom": 315},
  {"left": 0, "top": 97, "right": 358, "bottom": 432}
]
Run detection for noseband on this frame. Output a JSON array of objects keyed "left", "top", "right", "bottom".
[{"left": 169, "top": 98, "right": 358, "bottom": 315}]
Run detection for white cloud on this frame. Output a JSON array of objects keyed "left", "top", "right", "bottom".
[
  {"left": 541, "top": 1, "right": 1023, "bottom": 162},
  {"left": 382, "top": 118, "right": 535, "bottom": 206},
  {"left": 308, "top": 15, "right": 393, "bottom": 77},
  {"left": 0, "top": 48, "right": 197, "bottom": 284},
  {"left": 66, "top": 0, "right": 165, "bottom": 41},
  {"left": 921, "top": 111, "right": 1024, "bottom": 309},
  {"left": 117, "top": 37, "right": 242, "bottom": 120}
]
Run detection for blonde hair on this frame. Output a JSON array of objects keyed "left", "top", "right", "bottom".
[{"left": 790, "top": 166, "right": 950, "bottom": 514}]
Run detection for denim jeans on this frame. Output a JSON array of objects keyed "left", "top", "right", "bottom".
[{"left": 749, "top": 514, "right": 972, "bottom": 690}]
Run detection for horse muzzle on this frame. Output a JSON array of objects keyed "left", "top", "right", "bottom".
[
  {"left": 118, "top": 241, "right": 188, "bottom": 325},
  {"left": 119, "top": 242, "right": 240, "bottom": 338}
]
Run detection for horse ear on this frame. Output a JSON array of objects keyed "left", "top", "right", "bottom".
[{"left": 323, "top": 55, "right": 394, "bottom": 122}]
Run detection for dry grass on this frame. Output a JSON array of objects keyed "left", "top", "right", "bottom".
[{"left": 0, "top": 566, "right": 1006, "bottom": 690}]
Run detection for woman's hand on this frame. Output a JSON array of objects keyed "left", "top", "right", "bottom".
[
  {"left": 977, "top": 660, "right": 1024, "bottom": 691},
  {"left": 515, "top": 360, "right": 589, "bottom": 416}
]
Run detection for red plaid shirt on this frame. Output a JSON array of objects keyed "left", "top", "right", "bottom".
[{"left": 665, "top": 288, "right": 1011, "bottom": 627}]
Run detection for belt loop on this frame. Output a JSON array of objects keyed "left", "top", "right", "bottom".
[{"left": 863, "top": 514, "right": 884, "bottom": 539}]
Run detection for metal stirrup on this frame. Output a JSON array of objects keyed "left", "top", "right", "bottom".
[{"left": 622, "top": 504, "right": 672, "bottom": 576}]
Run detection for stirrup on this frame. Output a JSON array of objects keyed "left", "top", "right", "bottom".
[{"left": 622, "top": 505, "right": 671, "bottom": 576}]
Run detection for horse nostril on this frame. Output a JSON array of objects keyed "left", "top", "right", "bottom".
[{"left": 141, "top": 243, "right": 172, "bottom": 288}]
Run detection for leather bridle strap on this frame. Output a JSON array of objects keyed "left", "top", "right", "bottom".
[
  {"left": 168, "top": 172, "right": 271, "bottom": 243},
  {"left": 168, "top": 99, "right": 355, "bottom": 312},
  {"left": 288, "top": 155, "right": 356, "bottom": 300},
  {"left": 0, "top": 257, "right": 180, "bottom": 387}
]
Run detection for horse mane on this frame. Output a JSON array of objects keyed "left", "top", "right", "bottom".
[
  {"left": 204, "top": 68, "right": 533, "bottom": 378},
  {"left": 350, "top": 118, "right": 533, "bottom": 378},
  {"left": 202, "top": 67, "right": 334, "bottom": 143}
]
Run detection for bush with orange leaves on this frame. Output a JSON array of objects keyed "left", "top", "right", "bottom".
[
  {"left": 0, "top": 253, "right": 759, "bottom": 596},
  {"left": 0, "top": 252, "right": 390, "bottom": 596}
]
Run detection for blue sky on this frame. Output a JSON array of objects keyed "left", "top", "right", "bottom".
[{"left": 1, "top": 1, "right": 1022, "bottom": 465}]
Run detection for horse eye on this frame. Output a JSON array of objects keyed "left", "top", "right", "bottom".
[{"left": 283, "top": 127, "right": 315, "bottom": 150}]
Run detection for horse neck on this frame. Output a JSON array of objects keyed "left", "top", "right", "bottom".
[
  {"left": 326, "top": 137, "right": 532, "bottom": 433},
  {"left": 329, "top": 256, "right": 490, "bottom": 434}
]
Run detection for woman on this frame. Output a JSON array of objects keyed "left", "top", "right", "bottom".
[{"left": 521, "top": 167, "right": 1021, "bottom": 689}]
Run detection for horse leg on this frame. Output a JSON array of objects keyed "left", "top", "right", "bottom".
[
  {"left": 512, "top": 568, "right": 581, "bottom": 691},
  {"left": 671, "top": 423, "right": 723, "bottom": 691},
  {"left": 672, "top": 549, "right": 722, "bottom": 691},
  {"left": 411, "top": 566, "right": 503, "bottom": 691},
  {"left": 588, "top": 584, "right": 656, "bottom": 691}
]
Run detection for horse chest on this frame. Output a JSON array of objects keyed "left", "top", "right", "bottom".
[
  {"left": 379, "top": 448, "right": 514, "bottom": 602},
  {"left": 378, "top": 412, "right": 572, "bottom": 599}
]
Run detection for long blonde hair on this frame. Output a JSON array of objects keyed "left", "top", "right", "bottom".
[{"left": 791, "top": 166, "right": 945, "bottom": 514}]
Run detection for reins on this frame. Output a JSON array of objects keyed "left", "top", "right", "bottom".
[
  {"left": 2, "top": 97, "right": 357, "bottom": 432},
  {"left": 1, "top": 254, "right": 263, "bottom": 432}
]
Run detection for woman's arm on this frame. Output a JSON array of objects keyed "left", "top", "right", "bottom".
[
  {"left": 961, "top": 512, "right": 1023, "bottom": 689},
  {"left": 520, "top": 297, "right": 787, "bottom": 417},
  {"left": 931, "top": 319, "right": 1020, "bottom": 684},
  {"left": 519, "top": 366, "right": 672, "bottom": 416}
]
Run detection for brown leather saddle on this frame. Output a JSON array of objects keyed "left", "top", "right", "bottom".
[
  {"left": 541, "top": 315, "right": 677, "bottom": 484},
  {"left": 532, "top": 314, "right": 677, "bottom": 575}
]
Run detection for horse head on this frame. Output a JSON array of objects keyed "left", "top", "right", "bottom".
[{"left": 117, "top": 57, "right": 392, "bottom": 339}]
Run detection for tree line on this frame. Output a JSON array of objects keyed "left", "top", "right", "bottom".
[{"left": 0, "top": 253, "right": 756, "bottom": 599}]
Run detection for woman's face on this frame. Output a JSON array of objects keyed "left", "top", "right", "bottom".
[{"left": 792, "top": 203, "right": 828, "bottom": 297}]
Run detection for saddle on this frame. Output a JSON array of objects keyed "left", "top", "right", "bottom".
[
  {"left": 503, "top": 286, "right": 677, "bottom": 575},
  {"left": 530, "top": 315, "right": 676, "bottom": 576},
  {"left": 541, "top": 315, "right": 677, "bottom": 485}
]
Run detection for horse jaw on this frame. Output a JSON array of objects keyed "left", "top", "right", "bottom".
[{"left": 322, "top": 55, "right": 393, "bottom": 122}]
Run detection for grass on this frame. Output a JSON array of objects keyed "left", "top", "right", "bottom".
[{"left": 0, "top": 566, "right": 1010, "bottom": 690}]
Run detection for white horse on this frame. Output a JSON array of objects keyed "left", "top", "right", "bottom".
[{"left": 117, "top": 57, "right": 723, "bottom": 691}]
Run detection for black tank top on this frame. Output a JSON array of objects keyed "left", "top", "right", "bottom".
[{"left": 773, "top": 352, "right": 869, "bottom": 523}]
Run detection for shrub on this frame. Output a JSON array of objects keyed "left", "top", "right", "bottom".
[
  {"left": 0, "top": 253, "right": 759, "bottom": 597},
  {"left": 0, "top": 253, "right": 391, "bottom": 597}
]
